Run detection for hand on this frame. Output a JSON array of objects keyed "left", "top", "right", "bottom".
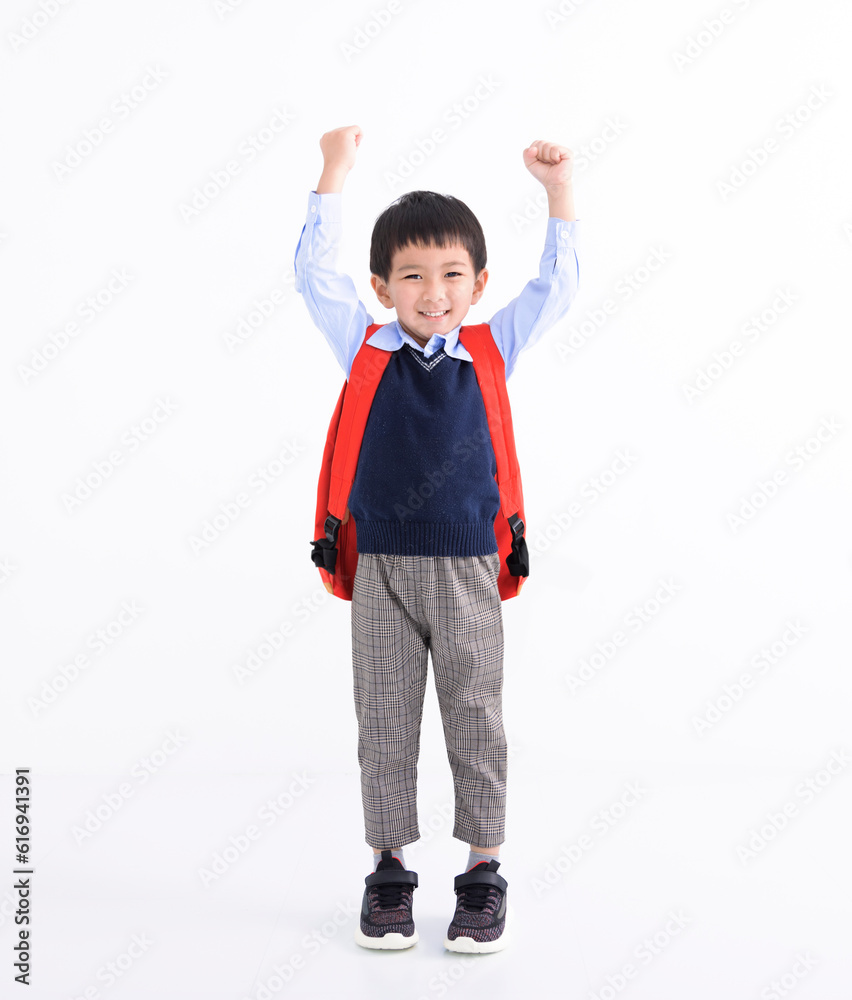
[
  {"left": 319, "top": 125, "right": 364, "bottom": 176},
  {"left": 523, "top": 140, "right": 573, "bottom": 191}
]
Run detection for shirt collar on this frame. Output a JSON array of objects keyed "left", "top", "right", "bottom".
[{"left": 366, "top": 320, "right": 474, "bottom": 364}]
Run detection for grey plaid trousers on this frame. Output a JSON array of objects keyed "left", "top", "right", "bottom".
[{"left": 351, "top": 550, "right": 507, "bottom": 849}]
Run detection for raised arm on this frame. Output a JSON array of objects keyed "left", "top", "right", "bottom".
[
  {"left": 487, "top": 140, "right": 580, "bottom": 380},
  {"left": 293, "top": 125, "right": 373, "bottom": 378}
]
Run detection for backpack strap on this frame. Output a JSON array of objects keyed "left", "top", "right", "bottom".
[
  {"left": 458, "top": 325, "right": 523, "bottom": 515},
  {"left": 459, "top": 324, "right": 529, "bottom": 581},
  {"left": 312, "top": 325, "right": 391, "bottom": 568},
  {"left": 327, "top": 332, "right": 393, "bottom": 517}
]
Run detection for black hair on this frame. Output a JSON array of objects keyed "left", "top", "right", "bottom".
[{"left": 369, "top": 190, "right": 486, "bottom": 284}]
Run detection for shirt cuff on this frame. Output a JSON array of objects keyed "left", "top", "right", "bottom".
[
  {"left": 308, "top": 189, "right": 343, "bottom": 225},
  {"left": 545, "top": 215, "right": 580, "bottom": 249}
]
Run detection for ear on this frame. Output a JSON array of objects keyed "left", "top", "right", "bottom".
[
  {"left": 371, "top": 274, "right": 394, "bottom": 309},
  {"left": 469, "top": 268, "right": 489, "bottom": 305}
]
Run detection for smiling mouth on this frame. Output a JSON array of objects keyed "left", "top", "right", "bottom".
[{"left": 420, "top": 310, "right": 449, "bottom": 318}]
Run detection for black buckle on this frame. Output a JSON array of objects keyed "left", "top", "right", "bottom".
[
  {"left": 324, "top": 514, "right": 341, "bottom": 543},
  {"left": 507, "top": 513, "right": 524, "bottom": 540},
  {"left": 505, "top": 512, "right": 529, "bottom": 577},
  {"left": 310, "top": 513, "right": 342, "bottom": 574}
]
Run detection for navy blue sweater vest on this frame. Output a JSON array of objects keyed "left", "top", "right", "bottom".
[{"left": 347, "top": 342, "right": 501, "bottom": 556}]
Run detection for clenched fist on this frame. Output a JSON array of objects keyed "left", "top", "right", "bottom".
[
  {"left": 320, "top": 125, "right": 364, "bottom": 175},
  {"left": 522, "top": 140, "right": 573, "bottom": 191}
]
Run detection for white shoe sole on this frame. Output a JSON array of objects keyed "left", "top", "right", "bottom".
[
  {"left": 354, "top": 924, "right": 419, "bottom": 950},
  {"left": 444, "top": 903, "right": 512, "bottom": 954}
]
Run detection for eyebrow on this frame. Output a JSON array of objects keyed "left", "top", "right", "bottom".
[{"left": 395, "top": 260, "right": 469, "bottom": 272}]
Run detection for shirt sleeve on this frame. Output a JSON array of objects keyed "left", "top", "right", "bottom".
[
  {"left": 487, "top": 217, "right": 580, "bottom": 381},
  {"left": 293, "top": 190, "right": 373, "bottom": 379}
]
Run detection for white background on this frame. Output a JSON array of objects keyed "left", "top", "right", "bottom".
[{"left": 2, "top": 0, "right": 851, "bottom": 997}]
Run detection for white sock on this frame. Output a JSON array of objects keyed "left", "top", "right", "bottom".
[{"left": 467, "top": 849, "right": 500, "bottom": 871}]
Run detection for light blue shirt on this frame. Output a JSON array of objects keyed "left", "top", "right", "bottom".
[{"left": 294, "top": 190, "right": 580, "bottom": 381}]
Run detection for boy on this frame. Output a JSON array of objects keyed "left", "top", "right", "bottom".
[{"left": 294, "top": 125, "right": 579, "bottom": 953}]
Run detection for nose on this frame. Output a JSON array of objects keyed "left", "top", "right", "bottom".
[{"left": 422, "top": 277, "right": 447, "bottom": 302}]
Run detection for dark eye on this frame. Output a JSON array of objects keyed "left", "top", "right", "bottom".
[{"left": 446, "top": 272, "right": 462, "bottom": 277}]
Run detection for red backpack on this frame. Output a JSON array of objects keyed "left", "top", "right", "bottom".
[{"left": 310, "top": 323, "right": 529, "bottom": 601}]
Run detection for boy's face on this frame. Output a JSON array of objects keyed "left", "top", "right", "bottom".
[{"left": 370, "top": 242, "right": 488, "bottom": 349}]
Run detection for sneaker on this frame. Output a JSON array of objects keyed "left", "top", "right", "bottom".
[
  {"left": 354, "top": 850, "right": 419, "bottom": 950},
  {"left": 444, "top": 860, "right": 509, "bottom": 953}
]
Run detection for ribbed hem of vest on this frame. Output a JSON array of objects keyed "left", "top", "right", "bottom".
[{"left": 354, "top": 519, "right": 498, "bottom": 556}]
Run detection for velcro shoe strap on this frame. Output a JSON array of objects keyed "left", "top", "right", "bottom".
[
  {"left": 453, "top": 869, "right": 508, "bottom": 893},
  {"left": 365, "top": 868, "right": 419, "bottom": 889}
]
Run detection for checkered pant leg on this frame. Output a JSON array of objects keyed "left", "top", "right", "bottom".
[
  {"left": 351, "top": 551, "right": 506, "bottom": 850},
  {"left": 351, "top": 554, "right": 429, "bottom": 849},
  {"left": 426, "top": 553, "right": 506, "bottom": 846}
]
